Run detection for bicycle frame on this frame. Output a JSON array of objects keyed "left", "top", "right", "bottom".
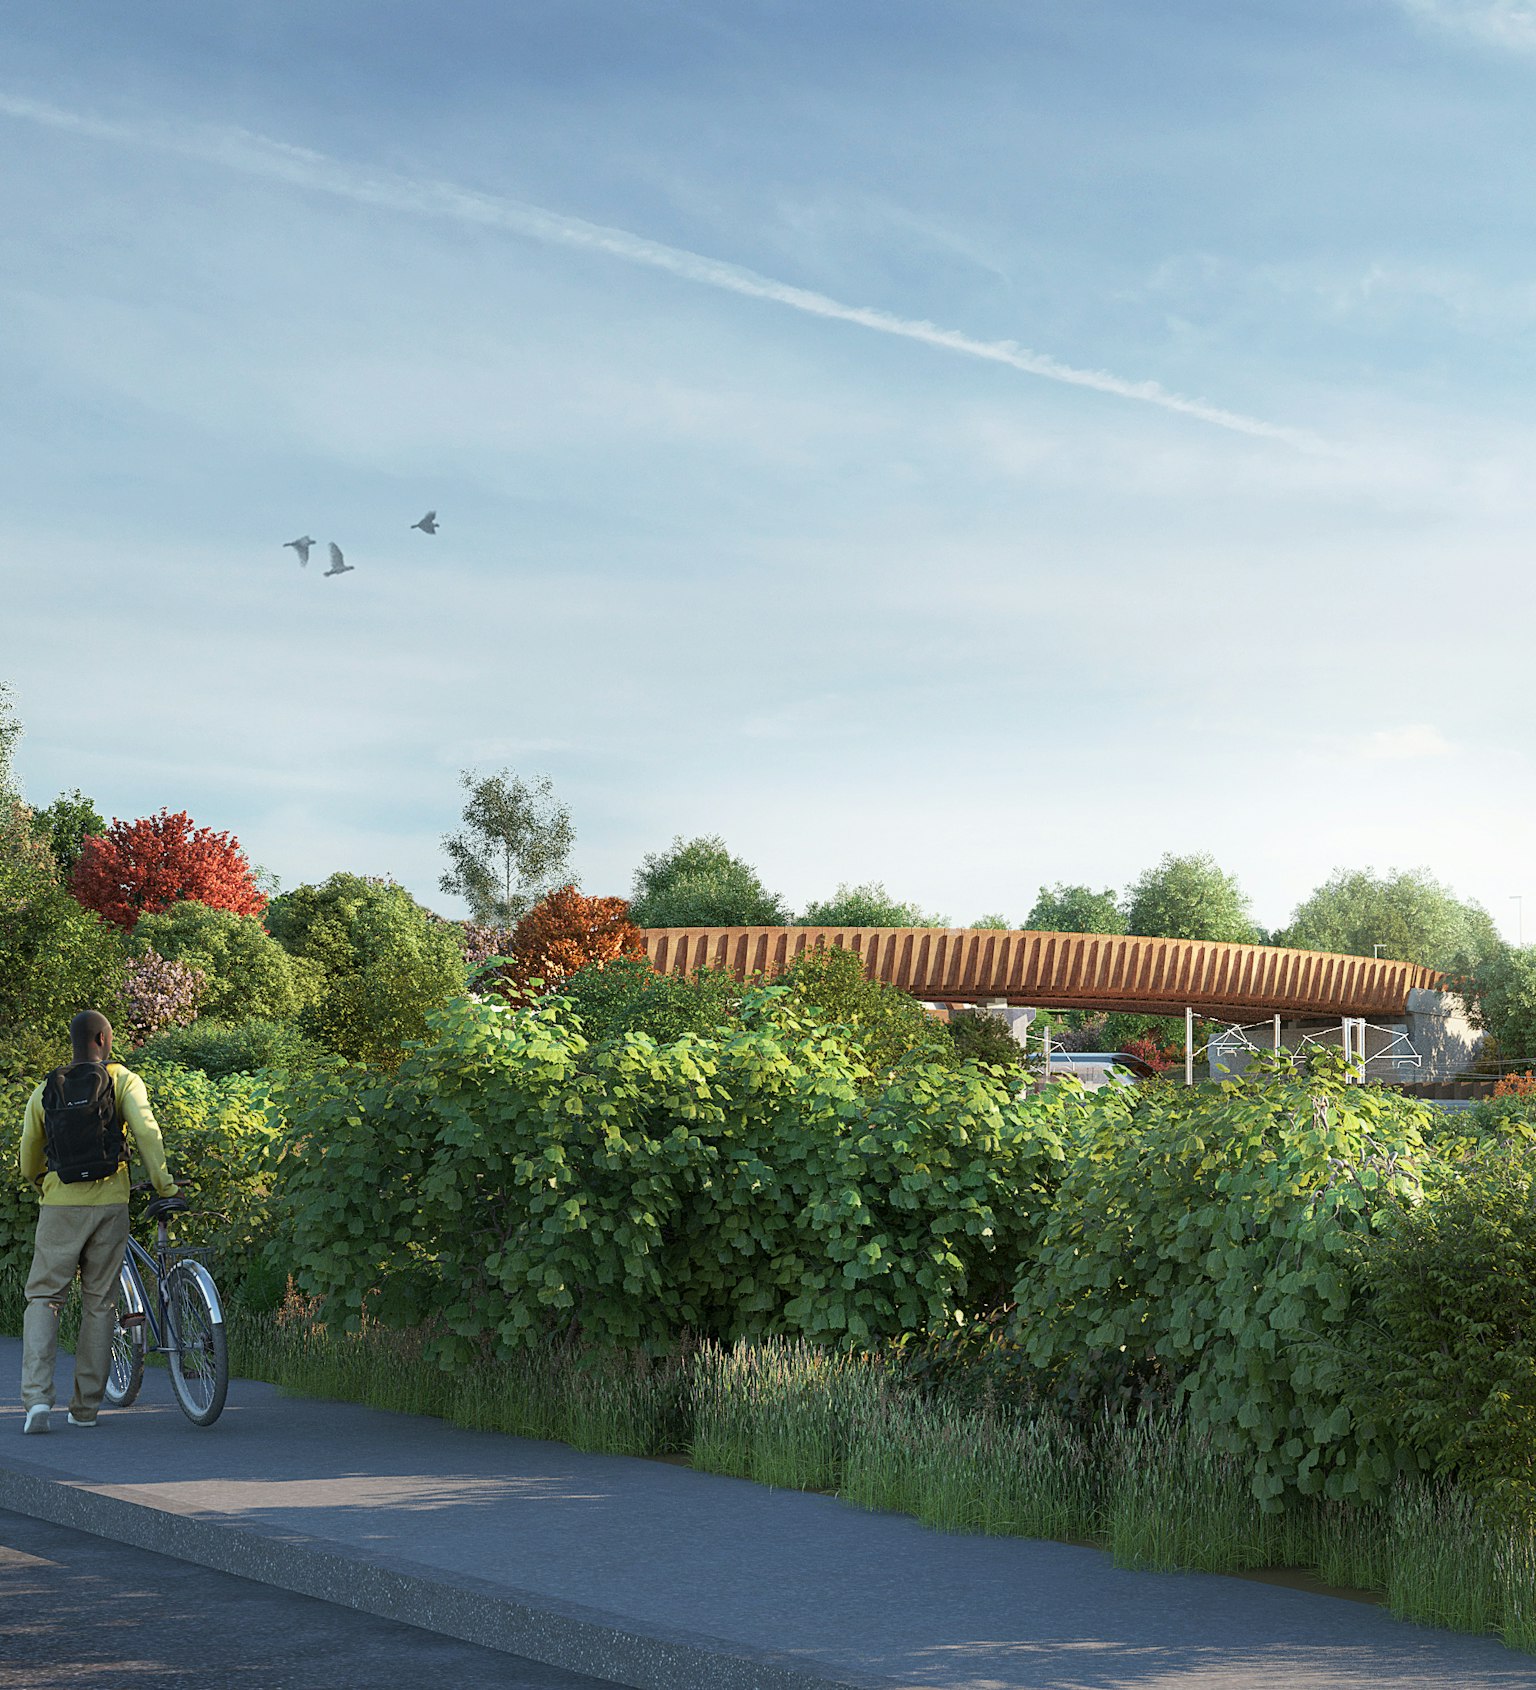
[{"left": 118, "top": 1223, "right": 226, "bottom": 1359}]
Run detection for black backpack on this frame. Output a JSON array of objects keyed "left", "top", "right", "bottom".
[{"left": 40, "top": 1062, "right": 125, "bottom": 1184}]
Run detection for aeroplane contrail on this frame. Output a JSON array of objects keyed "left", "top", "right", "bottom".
[{"left": 0, "top": 91, "right": 1316, "bottom": 447}]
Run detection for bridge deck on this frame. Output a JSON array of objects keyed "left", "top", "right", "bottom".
[{"left": 639, "top": 927, "right": 1443, "bottom": 1019}]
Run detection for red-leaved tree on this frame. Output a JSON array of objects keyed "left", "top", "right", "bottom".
[
  {"left": 485, "top": 884, "right": 645, "bottom": 1000},
  {"left": 71, "top": 808, "right": 267, "bottom": 930}
]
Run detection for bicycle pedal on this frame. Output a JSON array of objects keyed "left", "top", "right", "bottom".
[{"left": 119, "top": 1312, "right": 147, "bottom": 1328}]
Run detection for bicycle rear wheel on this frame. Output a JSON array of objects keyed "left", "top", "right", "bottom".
[
  {"left": 165, "top": 1262, "right": 228, "bottom": 1426},
  {"left": 103, "top": 1263, "right": 146, "bottom": 1408}
]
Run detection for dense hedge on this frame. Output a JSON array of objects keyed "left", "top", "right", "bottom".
[
  {"left": 8, "top": 996, "right": 1536, "bottom": 1518},
  {"left": 1012, "top": 1053, "right": 1436, "bottom": 1505},
  {"left": 268, "top": 991, "right": 1072, "bottom": 1359},
  {"left": 1, "top": 1063, "right": 277, "bottom": 1291}
]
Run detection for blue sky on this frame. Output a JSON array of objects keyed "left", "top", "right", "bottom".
[{"left": 3, "top": 0, "right": 1534, "bottom": 934}]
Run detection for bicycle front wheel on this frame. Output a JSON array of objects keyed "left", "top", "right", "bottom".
[
  {"left": 103, "top": 1263, "right": 145, "bottom": 1408},
  {"left": 164, "top": 1262, "right": 228, "bottom": 1426}
]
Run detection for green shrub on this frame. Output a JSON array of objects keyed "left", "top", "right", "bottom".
[
  {"left": 0, "top": 800, "right": 127, "bottom": 1081},
  {"left": 1012, "top": 1050, "right": 1435, "bottom": 1505},
  {"left": 559, "top": 956, "right": 743, "bottom": 1044},
  {"left": 0, "top": 1061, "right": 278, "bottom": 1291},
  {"left": 945, "top": 1009, "right": 1026, "bottom": 1073},
  {"left": 1346, "top": 1143, "right": 1536, "bottom": 1517},
  {"left": 266, "top": 873, "right": 465, "bottom": 1067},
  {"left": 775, "top": 945, "right": 955, "bottom": 1080},
  {"left": 134, "top": 900, "right": 315, "bottom": 1022},
  {"left": 269, "top": 989, "right": 1069, "bottom": 1359},
  {"left": 132, "top": 1017, "right": 329, "bottom": 1080}
]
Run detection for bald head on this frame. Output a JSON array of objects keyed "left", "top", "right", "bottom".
[{"left": 69, "top": 1010, "right": 113, "bottom": 1063}]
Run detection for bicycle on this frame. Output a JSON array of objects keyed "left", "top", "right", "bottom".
[{"left": 103, "top": 1186, "right": 229, "bottom": 1426}]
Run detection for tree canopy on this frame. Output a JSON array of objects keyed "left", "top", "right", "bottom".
[
  {"left": 1025, "top": 883, "right": 1126, "bottom": 935},
  {"left": 71, "top": 808, "right": 267, "bottom": 929},
  {"left": 134, "top": 899, "right": 315, "bottom": 1023},
  {"left": 799, "top": 881, "right": 945, "bottom": 927},
  {"left": 0, "top": 682, "right": 20, "bottom": 798},
  {"left": 266, "top": 873, "right": 465, "bottom": 1067},
  {"left": 1278, "top": 868, "right": 1500, "bottom": 972},
  {"left": 480, "top": 882, "right": 645, "bottom": 999},
  {"left": 1469, "top": 947, "right": 1536, "bottom": 1062},
  {"left": 29, "top": 789, "right": 106, "bottom": 883},
  {"left": 439, "top": 768, "right": 574, "bottom": 926},
  {"left": 0, "top": 798, "right": 126, "bottom": 1079},
  {"left": 1123, "top": 852, "right": 1260, "bottom": 944},
  {"left": 628, "top": 835, "right": 790, "bottom": 928}
]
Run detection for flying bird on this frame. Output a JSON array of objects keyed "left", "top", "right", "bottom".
[
  {"left": 323, "top": 543, "right": 354, "bottom": 578},
  {"left": 284, "top": 536, "right": 315, "bottom": 566},
  {"left": 411, "top": 511, "right": 438, "bottom": 535}
]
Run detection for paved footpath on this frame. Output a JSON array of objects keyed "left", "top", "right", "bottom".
[{"left": 1, "top": 1337, "right": 1531, "bottom": 1690}]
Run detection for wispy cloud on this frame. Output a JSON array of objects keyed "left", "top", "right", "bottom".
[
  {"left": 1392, "top": 0, "right": 1536, "bottom": 50},
  {"left": 0, "top": 91, "right": 1313, "bottom": 447}
]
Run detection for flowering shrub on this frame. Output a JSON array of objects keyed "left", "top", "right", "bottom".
[
  {"left": 461, "top": 922, "right": 518, "bottom": 993},
  {"left": 123, "top": 949, "right": 206, "bottom": 1045},
  {"left": 72, "top": 808, "right": 266, "bottom": 929},
  {"left": 1120, "top": 1033, "right": 1179, "bottom": 1073},
  {"left": 1493, "top": 1070, "right": 1536, "bottom": 1099}
]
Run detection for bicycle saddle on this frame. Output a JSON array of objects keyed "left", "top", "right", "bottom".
[{"left": 144, "top": 1194, "right": 189, "bottom": 1220}]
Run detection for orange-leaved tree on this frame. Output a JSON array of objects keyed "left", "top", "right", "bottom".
[
  {"left": 489, "top": 883, "right": 645, "bottom": 999},
  {"left": 71, "top": 808, "right": 267, "bottom": 930}
]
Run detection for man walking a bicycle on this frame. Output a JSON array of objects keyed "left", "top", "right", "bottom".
[{"left": 17, "top": 1008, "right": 178, "bottom": 1433}]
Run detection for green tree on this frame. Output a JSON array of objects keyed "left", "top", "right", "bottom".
[
  {"left": 1470, "top": 946, "right": 1536, "bottom": 1063},
  {"left": 0, "top": 797, "right": 126, "bottom": 1080},
  {"left": 629, "top": 835, "right": 790, "bottom": 927},
  {"left": 29, "top": 789, "right": 107, "bottom": 883},
  {"left": 799, "top": 881, "right": 945, "bottom": 927},
  {"left": 1278, "top": 868, "right": 1500, "bottom": 972},
  {"left": 439, "top": 769, "right": 574, "bottom": 926},
  {"left": 266, "top": 873, "right": 466, "bottom": 1067},
  {"left": 0, "top": 682, "right": 20, "bottom": 797},
  {"left": 1025, "top": 883, "right": 1125, "bottom": 934},
  {"left": 1123, "top": 853, "right": 1260, "bottom": 944},
  {"left": 969, "top": 913, "right": 1011, "bottom": 929},
  {"left": 134, "top": 900, "right": 317, "bottom": 1023}
]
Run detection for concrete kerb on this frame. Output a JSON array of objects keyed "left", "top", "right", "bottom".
[{"left": 0, "top": 1453, "right": 888, "bottom": 1690}]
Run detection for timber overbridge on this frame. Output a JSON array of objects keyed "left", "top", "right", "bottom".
[{"left": 638, "top": 926, "right": 1444, "bottom": 1022}]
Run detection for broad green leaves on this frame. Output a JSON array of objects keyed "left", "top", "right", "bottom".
[
  {"left": 1012, "top": 1052, "right": 1434, "bottom": 1505},
  {"left": 269, "top": 993, "right": 1067, "bottom": 1362}
]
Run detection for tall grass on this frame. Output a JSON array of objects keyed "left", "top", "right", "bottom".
[
  {"left": 1387, "top": 1483, "right": 1516, "bottom": 1637},
  {"left": 231, "top": 1294, "right": 687, "bottom": 1457},
  {"left": 1103, "top": 1415, "right": 1272, "bottom": 1572},
  {"left": 690, "top": 1339, "right": 882, "bottom": 1490},
  {"left": 843, "top": 1395, "right": 1097, "bottom": 1541},
  {"left": 6, "top": 1272, "right": 1534, "bottom": 1656}
]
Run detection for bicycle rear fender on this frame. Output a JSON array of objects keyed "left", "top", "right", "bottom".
[{"left": 117, "top": 1260, "right": 148, "bottom": 1321}]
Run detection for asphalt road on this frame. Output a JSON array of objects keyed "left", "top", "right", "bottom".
[{"left": 0, "top": 1508, "right": 630, "bottom": 1690}]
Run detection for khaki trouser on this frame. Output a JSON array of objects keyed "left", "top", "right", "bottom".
[{"left": 21, "top": 1205, "right": 131, "bottom": 1420}]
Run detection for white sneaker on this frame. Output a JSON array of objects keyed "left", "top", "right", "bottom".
[
  {"left": 23, "top": 1405, "right": 51, "bottom": 1434},
  {"left": 66, "top": 1413, "right": 97, "bottom": 1428}
]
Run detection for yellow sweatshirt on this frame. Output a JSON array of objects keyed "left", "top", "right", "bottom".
[{"left": 19, "top": 1063, "right": 179, "bottom": 1206}]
